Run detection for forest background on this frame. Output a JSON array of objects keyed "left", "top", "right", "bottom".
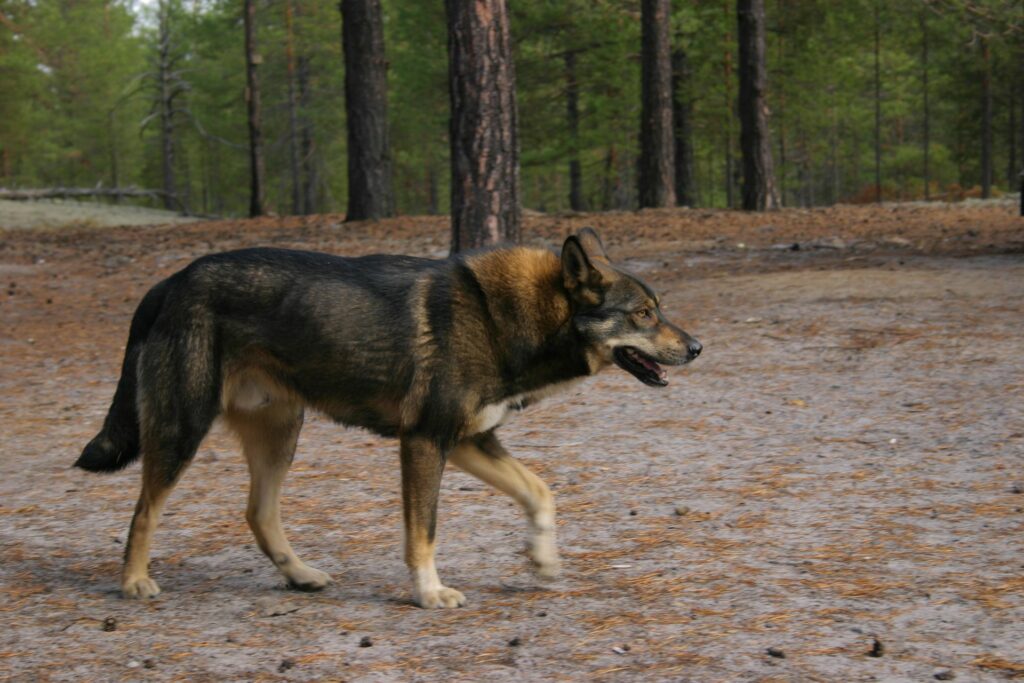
[{"left": 1, "top": 0, "right": 1021, "bottom": 218}]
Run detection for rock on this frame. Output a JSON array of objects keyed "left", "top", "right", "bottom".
[
  {"left": 278, "top": 658, "right": 296, "bottom": 672},
  {"left": 867, "top": 638, "right": 884, "bottom": 657},
  {"left": 1010, "top": 483, "right": 1023, "bottom": 494},
  {"left": 674, "top": 505, "right": 690, "bottom": 516},
  {"left": 766, "top": 647, "right": 786, "bottom": 659},
  {"left": 143, "top": 659, "right": 156, "bottom": 669},
  {"left": 359, "top": 636, "right": 373, "bottom": 648},
  {"left": 101, "top": 617, "right": 117, "bottom": 632},
  {"left": 933, "top": 670, "right": 955, "bottom": 680},
  {"left": 508, "top": 637, "right": 521, "bottom": 647}
]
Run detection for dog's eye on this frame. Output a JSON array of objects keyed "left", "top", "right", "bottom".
[{"left": 636, "top": 308, "right": 653, "bottom": 320}]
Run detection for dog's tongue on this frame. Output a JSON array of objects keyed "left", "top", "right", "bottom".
[{"left": 636, "top": 354, "right": 667, "bottom": 380}]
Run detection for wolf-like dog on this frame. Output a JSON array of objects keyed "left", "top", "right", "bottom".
[{"left": 76, "top": 228, "right": 701, "bottom": 608}]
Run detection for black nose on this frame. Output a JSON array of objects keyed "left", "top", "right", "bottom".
[{"left": 687, "top": 340, "right": 702, "bottom": 359}]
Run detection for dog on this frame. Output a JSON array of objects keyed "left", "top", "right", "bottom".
[{"left": 76, "top": 228, "right": 702, "bottom": 608}]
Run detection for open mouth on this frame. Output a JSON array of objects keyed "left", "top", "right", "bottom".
[{"left": 613, "top": 346, "right": 668, "bottom": 387}]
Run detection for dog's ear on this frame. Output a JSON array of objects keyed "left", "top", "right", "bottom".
[
  {"left": 576, "top": 227, "right": 610, "bottom": 263},
  {"left": 561, "top": 235, "right": 608, "bottom": 303}
]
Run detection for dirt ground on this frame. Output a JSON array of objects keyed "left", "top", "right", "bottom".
[{"left": 0, "top": 203, "right": 1022, "bottom": 682}]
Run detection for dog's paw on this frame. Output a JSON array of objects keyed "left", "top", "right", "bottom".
[
  {"left": 528, "top": 538, "right": 561, "bottom": 580},
  {"left": 122, "top": 576, "right": 161, "bottom": 599},
  {"left": 414, "top": 586, "right": 466, "bottom": 609},
  {"left": 286, "top": 565, "right": 332, "bottom": 592},
  {"left": 531, "top": 556, "right": 562, "bottom": 581}
]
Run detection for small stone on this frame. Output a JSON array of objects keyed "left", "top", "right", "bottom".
[
  {"left": 611, "top": 646, "right": 628, "bottom": 655},
  {"left": 537, "top": 611, "right": 547, "bottom": 617},
  {"left": 1010, "top": 483, "right": 1023, "bottom": 494},
  {"left": 359, "top": 636, "right": 373, "bottom": 648},
  {"left": 868, "top": 638, "right": 884, "bottom": 657},
  {"left": 143, "top": 659, "right": 156, "bottom": 669},
  {"left": 933, "top": 670, "right": 955, "bottom": 681},
  {"left": 508, "top": 637, "right": 521, "bottom": 647},
  {"left": 278, "top": 658, "right": 296, "bottom": 672},
  {"left": 126, "top": 660, "right": 140, "bottom": 669},
  {"left": 674, "top": 505, "right": 690, "bottom": 516},
  {"left": 766, "top": 647, "right": 786, "bottom": 659},
  {"left": 101, "top": 617, "right": 117, "bottom": 632},
  {"left": 629, "top": 509, "right": 638, "bottom": 516}
]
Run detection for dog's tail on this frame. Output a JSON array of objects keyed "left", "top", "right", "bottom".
[{"left": 75, "top": 279, "right": 170, "bottom": 473}]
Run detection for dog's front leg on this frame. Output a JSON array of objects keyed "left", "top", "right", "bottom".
[{"left": 400, "top": 434, "right": 466, "bottom": 608}]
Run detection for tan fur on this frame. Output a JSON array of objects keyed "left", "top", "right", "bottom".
[
  {"left": 223, "top": 395, "right": 331, "bottom": 591},
  {"left": 448, "top": 434, "right": 560, "bottom": 577}
]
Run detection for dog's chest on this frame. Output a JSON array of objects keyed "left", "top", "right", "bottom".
[{"left": 467, "top": 378, "right": 583, "bottom": 435}]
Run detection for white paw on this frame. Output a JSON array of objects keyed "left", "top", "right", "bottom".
[
  {"left": 122, "top": 576, "right": 161, "bottom": 599},
  {"left": 286, "top": 565, "right": 332, "bottom": 592},
  {"left": 529, "top": 537, "right": 562, "bottom": 580},
  {"left": 414, "top": 586, "right": 466, "bottom": 609}
]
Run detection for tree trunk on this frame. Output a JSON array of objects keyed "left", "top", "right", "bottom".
[
  {"left": 157, "top": 1, "right": 177, "bottom": 211},
  {"left": 342, "top": 0, "right": 394, "bottom": 221},
  {"left": 298, "top": 54, "right": 317, "bottom": 215},
  {"left": 775, "top": 0, "right": 786, "bottom": 206},
  {"left": 672, "top": 46, "right": 696, "bottom": 207},
  {"left": 285, "top": 1, "right": 302, "bottom": 216},
  {"left": 737, "top": 0, "right": 778, "bottom": 211},
  {"left": 980, "top": 37, "right": 992, "bottom": 198},
  {"left": 243, "top": 0, "right": 266, "bottom": 217},
  {"left": 445, "top": 0, "right": 521, "bottom": 253},
  {"left": 921, "top": 8, "right": 930, "bottom": 200},
  {"left": 638, "top": 0, "right": 676, "bottom": 208},
  {"left": 723, "top": 0, "right": 734, "bottom": 209},
  {"left": 1008, "top": 79, "right": 1016, "bottom": 191},
  {"left": 565, "top": 50, "right": 584, "bottom": 211},
  {"left": 873, "top": 0, "right": 882, "bottom": 203}
]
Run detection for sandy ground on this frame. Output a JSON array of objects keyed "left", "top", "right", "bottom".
[
  {"left": 0, "top": 199, "right": 199, "bottom": 230},
  {"left": 0, "top": 204, "right": 1022, "bottom": 681}
]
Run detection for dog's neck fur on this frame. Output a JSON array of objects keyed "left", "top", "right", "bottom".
[{"left": 463, "top": 248, "right": 594, "bottom": 396}]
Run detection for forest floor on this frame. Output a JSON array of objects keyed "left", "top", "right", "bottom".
[
  {"left": 0, "top": 199, "right": 200, "bottom": 230},
  {"left": 0, "top": 203, "right": 1022, "bottom": 682}
]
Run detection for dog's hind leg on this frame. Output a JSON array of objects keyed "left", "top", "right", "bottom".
[
  {"left": 121, "top": 329, "right": 219, "bottom": 599},
  {"left": 401, "top": 435, "right": 465, "bottom": 608},
  {"left": 225, "top": 401, "right": 331, "bottom": 592},
  {"left": 122, "top": 403, "right": 212, "bottom": 598},
  {"left": 448, "top": 431, "right": 561, "bottom": 579},
  {"left": 121, "top": 450, "right": 191, "bottom": 598}
]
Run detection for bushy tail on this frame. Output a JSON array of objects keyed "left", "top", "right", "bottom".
[{"left": 75, "top": 279, "right": 170, "bottom": 473}]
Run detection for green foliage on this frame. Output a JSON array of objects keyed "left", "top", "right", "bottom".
[{"left": 0, "top": 0, "right": 1020, "bottom": 213}]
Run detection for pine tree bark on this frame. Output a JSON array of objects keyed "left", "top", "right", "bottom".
[
  {"left": 921, "top": 8, "right": 930, "bottom": 200},
  {"left": 565, "top": 50, "right": 584, "bottom": 211},
  {"left": 342, "top": 0, "right": 394, "bottom": 221},
  {"left": 873, "top": 0, "right": 882, "bottom": 204},
  {"left": 157, "top": 1, "right": 177, "bottom": 211},
  {"left": 298, "top": 54, "right": 318, "bottom": 215},
  {"left": 980, "top": 37, "right": 992, "bottom": 199},
  {"left": 446, "top": 0, "right": 521, "bottom": 253},
  {"left": 737, "top": 0, "right": 778, "bottom": 210},
  {"left": 672, "top": 46, "right": 696, "bottom": 207},
  {"left": 639, "top": 0, "right": 675, "bottom": 208},
  {"left": 285, "top": 1, "right": 302, "bottom": 216},
  {"left": 243, "top": 0, "right": 266, "bottom": 217}
]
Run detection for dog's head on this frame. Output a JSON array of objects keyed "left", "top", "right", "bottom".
[{"left": 561, "top": 228, "right": 701, "bottom": 387}]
